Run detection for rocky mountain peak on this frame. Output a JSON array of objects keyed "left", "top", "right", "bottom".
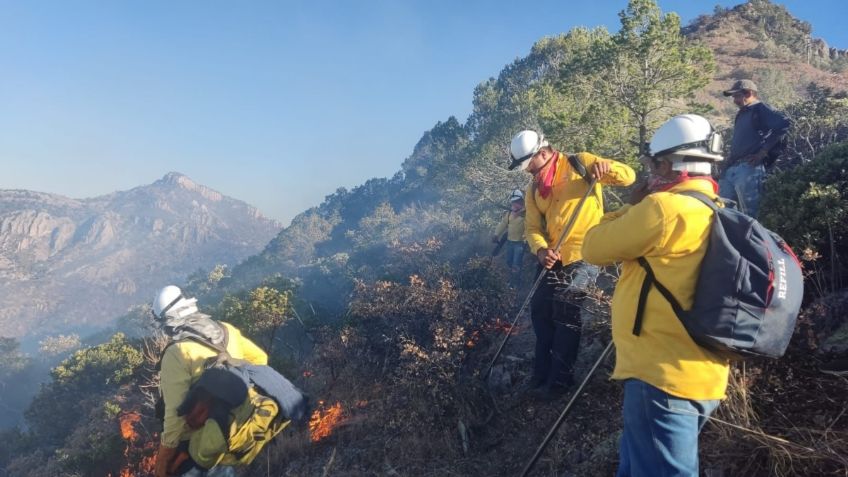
[
  {"left": 158, "top": 171, "right": 192, "bottom": 186},
  {"left": 0, "top": 174, "right": 282, "bottom": 339},
  {"left": 154, "top": 172, "right": 223, "bottom": 202}
]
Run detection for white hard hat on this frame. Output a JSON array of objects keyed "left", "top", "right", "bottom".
[
  {"left": 151, "top": 285, "right": 198, "bottom": 322},
  {"left": 508, "top": 130, "right": 549, "bottom": 171},
  {"left": 649, "top": 114, "right": 723, "bottom": 163},
  {"left": 509, "top": 189, "right": 524, "bottom": 201}
]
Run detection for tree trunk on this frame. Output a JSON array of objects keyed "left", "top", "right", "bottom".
[{"left": 639, "top": 119, "right": 648, "bottom": 156}]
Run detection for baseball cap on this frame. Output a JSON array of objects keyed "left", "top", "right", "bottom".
[{"left": 723, "top": 79, "right": 758, "bottom": 96}]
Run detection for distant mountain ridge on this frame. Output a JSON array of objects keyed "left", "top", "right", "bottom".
[{"left": 0, "top": 172, "right": 281, "bottom": 338}]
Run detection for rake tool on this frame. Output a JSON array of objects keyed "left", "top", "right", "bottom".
[{"left": 484, "top": 177, "right": 598, "bottom": 380}]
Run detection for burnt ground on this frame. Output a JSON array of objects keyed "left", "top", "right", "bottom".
[
  {"left": 247, "top": 276, "right": 848, "bottom": 477},
  {"left": 258, "top": 277, "right": 627, "bottom": 477}
]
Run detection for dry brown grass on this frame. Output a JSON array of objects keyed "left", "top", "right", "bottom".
[{"left": 701, "top": 298, "right": 848, "bottom": 476}]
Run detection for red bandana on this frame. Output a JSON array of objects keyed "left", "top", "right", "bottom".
[{"left": 536, "top": 155, "right": 559, "bottom": 199}]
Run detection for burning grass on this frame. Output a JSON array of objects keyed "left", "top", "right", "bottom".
[
  {"left": 309, "top": 401, "right": 345, "bottom": 442},
  {"left": 113, "top": 411, "right": 156, "bottom": 477}
]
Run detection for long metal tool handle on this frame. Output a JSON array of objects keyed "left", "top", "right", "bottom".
[
  {"left": 485, "top": 178, "right": 598, "bottom": 379},
  {"left": 519, "top": 340, "right": 614, "bottom": 477}
]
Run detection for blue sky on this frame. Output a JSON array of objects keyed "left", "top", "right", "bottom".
[{"left": 1, "top": 0, "right": 845, "bottom": 225}]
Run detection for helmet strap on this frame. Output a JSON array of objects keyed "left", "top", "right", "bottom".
[{"left": 158, "top": 294, "right": 185, "bottom": 321}]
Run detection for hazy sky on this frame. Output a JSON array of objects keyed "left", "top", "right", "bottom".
[{"left": 1, "top": 0, "right": 845, "bottom": 225}]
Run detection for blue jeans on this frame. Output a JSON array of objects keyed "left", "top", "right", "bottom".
[
  {"left": 718, "top": 162, "right": 765, "bottom": 218},
  {"left": 504, "top": 240, "right": 525, "bottom": 270},
  {"left": 617, "top": 379, "right": 720, "bottom": 477}
]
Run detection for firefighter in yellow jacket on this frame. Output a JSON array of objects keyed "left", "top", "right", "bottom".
[
  {"left": 508, "top": 130, "right": 635, "bottom": 400},
  {"left": 492, "top": 189, "right": 527, "bottom": 286},
  {"left": 152, "top": 285, "right": 276, "bottom": 477},
  {"left": 582, "top": 114, "right": 731, "bottom": 476}
]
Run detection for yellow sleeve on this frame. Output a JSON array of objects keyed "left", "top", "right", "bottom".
[
  {"left": 188, "top": 420, "right": 228, "bottom": 469},
  {"left": 238, "top": 334, "right": 268, "bottom": 365},
  {"left": 222, "top": 322, "right": 268, "bottom": 365},
  {"left": 578, "top": 152, "right": 636, "bottom": 187},
  {"left": 493, "top": 213, "right": 508, "bottom": 237},
  {"left": 599, "top": 204, "right": 633, "bottom": 224},
  {"left": 582, "top": 196, "right": 666, "bottom": 266},
  {"left": 160, "top": 346, "right": 192, "bottom": 447},
  {"left": 523, "top": 184, "right": 548, "bottom": 254}
]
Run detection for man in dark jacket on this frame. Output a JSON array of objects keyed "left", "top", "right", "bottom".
[{"left": 718, "top": 79, "right": 790, "bottom": 219}]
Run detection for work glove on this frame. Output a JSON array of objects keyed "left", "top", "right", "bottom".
[{"left": 154, "top": 444, "right": 179, "bottom": 477}]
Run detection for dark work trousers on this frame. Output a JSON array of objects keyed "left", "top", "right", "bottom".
[{"left": 530, "top": 260, "right": 596, "bottom": 389}]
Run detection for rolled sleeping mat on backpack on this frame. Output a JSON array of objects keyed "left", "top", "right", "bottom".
[{"left": 244, "top": 364, "right": 310, "bottom": 424}]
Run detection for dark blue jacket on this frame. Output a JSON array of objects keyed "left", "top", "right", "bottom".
[{"left": 729, "top": 101, "right": 790, "bottom": 164}]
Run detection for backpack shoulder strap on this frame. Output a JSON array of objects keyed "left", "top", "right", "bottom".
[
  {"left": 567, "top": 154, "right": 591, "bottom": 183},
  {"left": 160, "top": 325, "right": 237, "bottom": 368},
  {"left": 632, "top": 189, "right": 723, "bottom": 335},
  {"left": 183, "top": 334, "right": 228, "bottom": 356},
  {"left": 156, "top": 335, "right": 226, "bottom": 371},
  {"left": 633, "top": 257, "right": 686, "bottom": 335},
  {"left": 677, "top": 190, "right": 721, "bottom": 211}
]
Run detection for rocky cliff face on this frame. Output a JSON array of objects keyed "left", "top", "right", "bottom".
[{"left": 0, "top": 172, "right": 281, "bottom": 338}]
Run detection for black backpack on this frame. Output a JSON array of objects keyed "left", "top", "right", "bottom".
[{"left": 633, "top": 191, "right": 804, "bottom": 360}]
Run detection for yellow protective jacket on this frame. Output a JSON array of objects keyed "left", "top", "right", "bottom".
[
  {"left": 525, "top": 152, "right": 635, "bottom": 264},
  {"left": 159, "top": 322, "right": 268, "bottom": 448},
  {"left": 494, "top": 210, "right": 526, "bottom": 242},
  {"left": 582, "top": 179, "right": 730, "bottom": 400}
]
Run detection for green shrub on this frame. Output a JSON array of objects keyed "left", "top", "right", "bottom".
[
  {"left": 761, "top": 141, "right": 848, "bottom": 292},
  {"left": 49, "top": 333, "right": 142, "bottom": 388},
  {"left": 24, "top": 333, "right": 143, "bottom": 447}
]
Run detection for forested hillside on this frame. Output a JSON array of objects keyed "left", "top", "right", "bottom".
[{"left": 2, "top": 1, "right": 848, "bottom": 476}]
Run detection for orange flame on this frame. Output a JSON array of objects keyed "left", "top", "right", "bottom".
[
  {"left": 120, "top": 412, "right": 141, "bottom": 441},
  {"left": 309, "top": 401, "right": 344, "bottom": 442},
  {"left": 487, "top": 318, "right": 520, "bottom": 335},
  {"left": 466, "top": 330, "right": 481, "bottom": 348},
  {"left": 109, "top": 411, "right": 156, "bottom": 477},
  {"left": 302, "top": 370, "right": 313, "bottom": 378}
]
